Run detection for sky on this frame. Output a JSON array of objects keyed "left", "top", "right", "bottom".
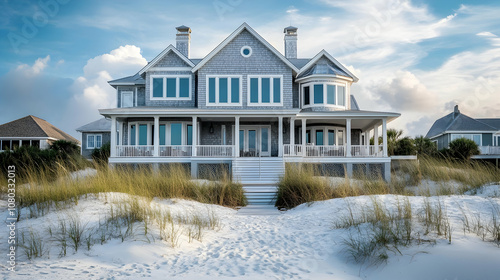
[{"left": 1, "top": 0, "right": 500, "bottom": 140}]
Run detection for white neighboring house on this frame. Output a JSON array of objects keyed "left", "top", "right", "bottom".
[
  {"left": 99, "top": 23, "right": 400, "bottom": 204},
  {"left": 0, "top": 115, "right": 79, "bottom": 151}
]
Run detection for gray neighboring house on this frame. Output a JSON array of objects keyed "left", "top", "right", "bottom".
[
  {"left": 76, "top": 118, "right": 111, "bottom": 159},
  {"left": 426, "top": 105, "right": 500, "bottom": 157},
  {"left": 99, "top": 23, "right": 400, "bottom": 203},
  {"left": 0, "top": 115, "right": 79, "bottom": 150}
]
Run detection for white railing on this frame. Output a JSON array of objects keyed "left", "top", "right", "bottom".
[
  {"left": 479, "top": 146, "right": 500, "bottom": 155},
  {"left": 116, "top": 145, "right": 154, "bottom": 157},
  {"left": 283, "top": 144, "right": 303, "bottom": 156},
  {"left": 159, "top": 145, "right": 192, "bottom": 157},
  {"left": 196, "top": 145, "right": 234, "bottom": 157},
  {"left": 351, "top": 145, "right": 383, "bottom": 157}
]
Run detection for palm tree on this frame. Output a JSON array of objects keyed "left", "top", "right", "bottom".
[{"left": 370, "top": 128, "right": 403, "bottom": 156}]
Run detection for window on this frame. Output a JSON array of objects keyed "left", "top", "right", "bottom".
[
  {"left": 316, "top": 130, "right": 324, "bottom": 145},
  {"left": 150, "top": 75, "right": 191, "bottom": 100},
  {"left": 328, "top": 130, "right": 335, "bottom": 145},
  {"left": 302, "top": 83, "right": 347, "bottom": 108},
  {"left": 451, "top": 134, "right": 481, "bottom": 146},
  {"left": 304, "top": 86, "right": 310, "bottom": 105},
  {"left": 241, "top": 46, "right": 252, "bottom": 57},
  {"left": 248, "top": 76, "right": 283, "bottom": 106},
  {"left": 121, "top": 91, "right": 133, "bottom": 108},
  {"left": 171, "top": 123, "right": 182, "bottom": 145},
  {"left": 87, "top": 134, "right": 103, "bottom": 149},
  {"left": 207, "top": 76, "right": 242, "bottom": 106}
]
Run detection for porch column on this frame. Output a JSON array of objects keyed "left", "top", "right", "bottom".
[
  {"left": 110, "top": 116, "right": 116, "bottom": 157},
  {"left": 192, "top": 116, "right": 197, "bottom": 157},
  {"left": 301, "top": 119, "right": 306, "bottom": 157},
  {"left": 346, "top": 118, "right": 351, "bottom": 157},
  {"left": 235, "top": 116, "right": 240, "bottom": 158},
  {"left": 278, "top": 116, "right": 283, "bottom": 157},
  {"left": 374, "top": 124, "right": 379, "bottom": 156},
  {"left": 153, "top": 116, "right": 159, "bottom": 157},
  {"left": 290, "top": 117, "right": 295, "bottom": 155},
  {"left": 382, "top": 118, "right": 388, "bottom": 157},
  {"left": 118, "top": 121, "right": 123, "bottom": 146}
]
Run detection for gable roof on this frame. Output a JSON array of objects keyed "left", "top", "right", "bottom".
[
  {"left": 0, "top": 115, "right": 79, "bottom": 143},
  {"left": 76, "top": 118, "right": 111, "bottom": 133},
  {"left": 191, "top": 23, "right": 300, "bottom": 73},
  {"left": 426, "top": 112, "right": 498, "bottom": 139},
  {"left": 138, "top": 45, "right": 195, "bottom": 75},
  {"left": 297, "top": 50, "right": 359, "bottom": 82}
]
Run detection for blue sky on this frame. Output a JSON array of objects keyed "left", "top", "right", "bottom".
[{"left": 1, "top": 0, "right": 500, "bottom": 139}]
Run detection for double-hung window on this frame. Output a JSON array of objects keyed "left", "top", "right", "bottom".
[
  {"left": 87, "top": 134, "right": 102, "bottom": 149},
  {"left": 150, "top": 75, "right": 191, "bottom": 100},
  {"left": 302, "top": 83, "right": 346, "bottom": 107},
  {"left": 207, "top": 76, "right": 242, "bottom": 106},
  {"left": 248, "top": 75, "right": 282, "bottom": 106}
]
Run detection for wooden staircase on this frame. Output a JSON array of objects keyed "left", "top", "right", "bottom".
[{"left": 232, "top": 157, "right": 285, "bottom": 205}]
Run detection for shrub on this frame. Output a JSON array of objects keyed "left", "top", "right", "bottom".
[
  {"left": 50, "top": 140, "right": 80, "bottom": 156},
  {"left": 91, "top": 142, "right": 110, "bottom": 163},
  {"left": 394, "top": 137, "right": 416, "bottom": 155},
  {"left": 414, "top": 136, "right": 437, "bottom": 156},
  {"left": 447, "top": 138, "right": 480, "bottom": 161}
]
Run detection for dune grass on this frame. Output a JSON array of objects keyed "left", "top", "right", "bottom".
[
  {"left": 3, "top": 162, "right": 246, "bottom": 221},
  {"left": 276, "top": 158, "right": 500, "bottom": 209}
]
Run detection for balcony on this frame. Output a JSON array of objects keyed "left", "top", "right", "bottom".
[
  {"left": 479, "top": 146, "right": 500, "bottom": 155},
  {"left": 283, "top": 144, "right": 383, "bottom": 157}
]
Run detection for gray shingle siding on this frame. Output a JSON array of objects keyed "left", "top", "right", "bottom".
[
  {"left": 152, "top": 51, "right": 191, "bottom": 68},
  {"left": 117, "top": 86, "right": 136, "bottom": 108},
  {"left": 197, "top": 30, "right": 294, "bottom": 110},
  {"left": 81, "top": 132, "right": 110, "bottom": 159}
]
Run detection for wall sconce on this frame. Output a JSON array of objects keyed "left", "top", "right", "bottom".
[{"left": 209, "top": 123, "right": 214, "bottom": 134}]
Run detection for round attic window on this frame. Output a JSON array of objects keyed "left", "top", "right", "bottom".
[{"left": 241, "top": 46, "right": 252, "bottom": 57}]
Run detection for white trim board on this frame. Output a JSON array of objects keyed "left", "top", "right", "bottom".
[{"left": 139, "top": 45, "right": 195, "bottom": 75}]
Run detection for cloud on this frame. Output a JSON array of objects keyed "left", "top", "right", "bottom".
[
  {"left": 67, "top": 45, "right": 147, "bottom": 132},
  {"left": 0, "top": 46, "right": 147, "bottom": 140},
  {"left": 15, "top": 55, "right": 50, "bottom": 75},
  {"left": 369, "top": 70, "right": 436, "bottom": 111}
]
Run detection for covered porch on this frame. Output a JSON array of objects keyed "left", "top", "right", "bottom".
[{"left": 103, "top": 110, "right": 398, "bottom": 160}]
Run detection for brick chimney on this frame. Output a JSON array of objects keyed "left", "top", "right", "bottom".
[
  {"left": 176, "top": 25, "right": 191, "bottom": 58},
  {"left": 284, "top": 26, "right": 298, "bottom": 59}
]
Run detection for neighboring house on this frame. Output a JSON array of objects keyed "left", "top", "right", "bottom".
[
  {"left": 76, "top": 118, "right": 111, "bottom": 158},
  {"left": 99, "top": 23, "right": 400, "bottom": 202},
  {"left": 0, "top": 115, "right": 79, "bottom": 151},
  {"left": 426, "top": 105, "right": 500, "bottom": 157}
]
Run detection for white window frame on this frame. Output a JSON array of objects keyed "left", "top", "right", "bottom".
[
  {"left": 87, "top": 134, "right": 102, "bottom": 149},
  {"left": 206, "top": 75, "right": 243, "bottom": 106},
  {"left": 247, "top": 75, "right": 284, "bottom": 106},
  {"left": 450, "top": 134, "right": 482, "bottom": 146},
  {"left": 300, "top": 81, "right": 348, "bottom": 109},
  {"left": 150, "top": 75, "right": 191, "bottom": 100},
  {"left": 231, "top": 125, "right": 272, "bottom": 156},
  {"left": 299, "top": 126, "right": 345, "bottom": 146},
  {"left": 121, "top": 91, "right": 134, "bottom": 108},
  {"left": 128, "top": 121, "right": 192, "bottom": 146},
  {"left": 240, "top": 46, "right": 253, "bottom": 58}
]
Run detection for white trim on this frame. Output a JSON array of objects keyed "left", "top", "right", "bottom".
[
  {"left": 299, "top": 125, "right": 346, "bottom": 146},
  {"left": 247, "top": 75, "right": 284, "bottom": 106},
  {"left": 205, "top": 75, "right": 243, "bottom": 106},
  {"left": 86, "top": 134, "right": 103, "bottom": 149},
  {"left": 150, "top": 74, "right": 192, "bottom": 100},
  {"left": 450, "top": 133, "right": 482, "bottom": 146},
  {"left": 121, "top": 91, "right": 134, "bottom": 108},
  {"left": 240, "top": 46, "right": 252, "bottom": 57},
  {"left": 128, "top": 121, "right": 192, "bottom": 146},
  {"left": 191, "top": 23, "right": 300, "bottom": 73},
  {"left": 296, "top": 74, "right": 354, "bottom": 83},
  {"left": 297, "top": 50, "right": 359, "bottom": 82},
  {"left": 134, "top": 88, "right": 138, "bottom": 107},
  {"left": 233, "top": 125, "right": 272, "bottom": 157},
  {"left": 301, "top": 81, "right": 347, "bottom": 109},
  {"left": 148, "top": 67, "right": 193, "bottom": 72},
  {"left": 139, "top": 45, "right": 194, "bottom": 75}
]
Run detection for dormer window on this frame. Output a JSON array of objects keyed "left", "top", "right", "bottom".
[
  {"left": 301, "top": 82, "right": 346, "bottom": 108},
  {"left": 150, "top": 75, "right": 191, "bottom": 100}
]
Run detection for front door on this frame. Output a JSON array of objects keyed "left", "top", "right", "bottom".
[{"left": 236, "top": 126, "right": 271, "bottom": 157}]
